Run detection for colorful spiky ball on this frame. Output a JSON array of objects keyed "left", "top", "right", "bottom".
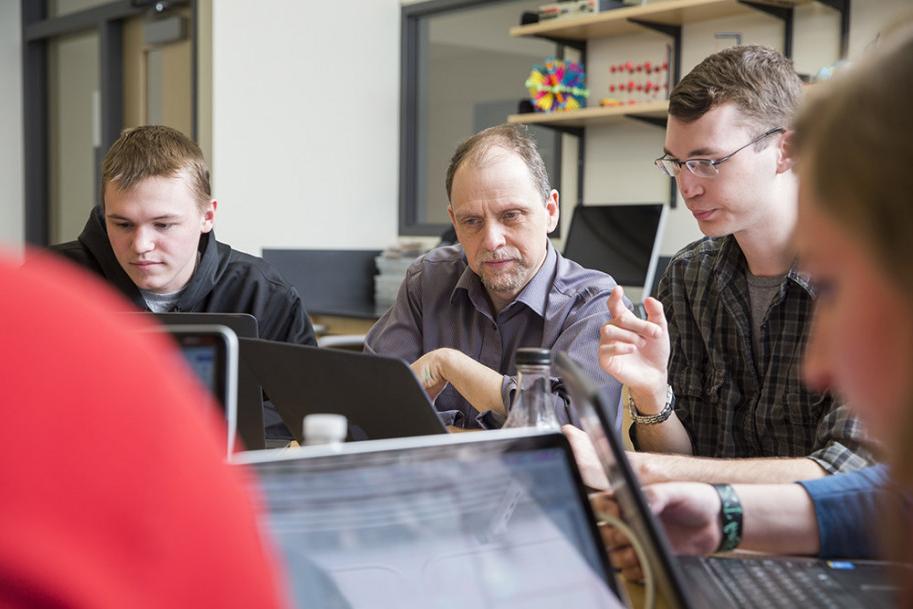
[{"left": 525, "top": 58, "right": 589, "bottom": 112}]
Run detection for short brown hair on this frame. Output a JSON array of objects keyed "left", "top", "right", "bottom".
[
  {"left": 670, "top": 45, "right": 801, "bottom": 133},
  {"left": 101, "top": 125, "right": 211, "bottom": 211},
  {"left": 445, "top": 124, "right": 550, "bottom": 202}
]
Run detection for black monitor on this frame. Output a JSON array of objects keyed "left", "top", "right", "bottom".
[
  {"left": 262, "top": 249, "right": 382, "bottom": 318},
  {"left": 562, "top": 203, "right": 666, "bottom": 299}
]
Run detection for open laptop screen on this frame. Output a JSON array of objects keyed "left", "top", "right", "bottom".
[
  {"left": 556, "top": 351, "right": 693, "bottom": 609},
  {"left": 562, "top": 204, "right": 666, "bottom": 298},
  {"left": 179, "top": 342, "right": 222, "bottom": 399},
  {"left": 238, "top": 433, "right": 626, "bottom": 609},
  {"left": 154, "top": 325, "right": 239, "bottom": 456},
  {"left": 152, "top": 313, "right": 265, "bottom": 450}
]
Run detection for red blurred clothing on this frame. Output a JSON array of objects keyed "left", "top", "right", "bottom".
[{"left": 0, "top": 250, "right": 288, "bottom": 609}]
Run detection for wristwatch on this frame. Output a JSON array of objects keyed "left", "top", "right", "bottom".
[{"left": 627, "top": 384, "right": 675, "bottom": 425}]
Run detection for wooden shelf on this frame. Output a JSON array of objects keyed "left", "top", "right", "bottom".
[
  {"left": 510, "top": 0, "right": 811, "bottom": 41},
  {"left": 508, "top": 99, "right": 668, "bottom": 128}
]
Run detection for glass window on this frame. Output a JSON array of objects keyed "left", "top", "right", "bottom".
[
  {"left": 404, "top": 0, "right": 560, "bottom": 234},
  {"left": 49, "top": 0, "right": 114, "bottom": 17},
  {"left": 48, "top": 29, "right": 100, "bottom": 244}
]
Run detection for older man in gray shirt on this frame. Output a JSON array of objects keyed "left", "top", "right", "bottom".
[{"left": 366, "top": 124, "right": 623, "bottom": 429}]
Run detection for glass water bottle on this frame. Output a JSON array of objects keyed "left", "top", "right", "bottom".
[{"left": 502, "top": 348, "right": 559, "bottom": 430}]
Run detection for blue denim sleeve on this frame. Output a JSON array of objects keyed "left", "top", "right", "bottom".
[{"left": 796, "top": 464, "right": 890, "bottom": 559}]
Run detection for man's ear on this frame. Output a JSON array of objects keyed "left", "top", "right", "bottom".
[
  {"left": 201, "top": 199, "right": 217, "bottom": 233},
  {"left": 545, "top": 189, "right": 560, "bottom": 232},
  {"left": 776, "top": 129, "right": 796, "bottom": 174}
]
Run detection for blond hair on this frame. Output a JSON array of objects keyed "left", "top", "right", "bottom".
[{"left": 101, "top": 125, "right": 211, "bottom": 211}]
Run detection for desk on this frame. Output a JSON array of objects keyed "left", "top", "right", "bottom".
[
  {"left": 624, "top": 579, "right": 667, "bottom": 609},
  {"left": 311, "top": 313, "right": 378, "bottom": 337}
]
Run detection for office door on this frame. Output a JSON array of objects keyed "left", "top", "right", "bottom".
[
  {"left": 23, "top": 0, "right": 198, "bottom": 246},
  {"left": 123, "top": 8, "right": 193, "bottom": 135}
]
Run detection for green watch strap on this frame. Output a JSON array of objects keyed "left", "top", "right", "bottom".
[{"left": 712, "top": 483, "right": 743, "bottom": 553}]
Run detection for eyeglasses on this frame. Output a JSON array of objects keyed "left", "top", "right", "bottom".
[{"left": 654, "top": 127, "right": 785, "bottom": 178}]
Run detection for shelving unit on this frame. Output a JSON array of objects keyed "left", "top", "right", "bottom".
[
  {"left": 508, "top": 100, "right": 669, "bottom": 129},
  {"left": 507, "top": 0, "right": 850, "bottom": 207},
  {"left": 511, "top": 0, "right": 812, "bottom": 42}
]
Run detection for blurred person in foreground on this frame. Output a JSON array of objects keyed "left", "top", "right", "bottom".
[{"left": 0, "top": 250, "right": 289, "bottom": 608}]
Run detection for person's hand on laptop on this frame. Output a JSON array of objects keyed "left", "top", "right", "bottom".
[
  {"left": 410, "top": 349, "right": 453, "bottom": 401},
  {"left": 560, "top": 425, "right": 679, "bottom": 489},
  {"left": 562, "top": 424, "right": 609, "bottom": 491},
  {"left": 591, "top": 482, "right": 723, "bottom": 581},
  {"left": 598, "top": 286, "right": 671, "bottom": 414}
]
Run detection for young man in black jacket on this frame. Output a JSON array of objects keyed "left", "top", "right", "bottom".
[
  {"left": 50, "top": 125, "right": 316, "bottom": 440},
  {"left": 51, "top": 125, "right": 316, "bottom": 347}
]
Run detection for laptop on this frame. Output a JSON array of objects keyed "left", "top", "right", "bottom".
[
  {"left": 555, "top": 351, "right": 904, "bottom": 609},
  {"left": 234, "top": 430, "right": 628, "bottom": 609},
  {"left": 237, "top": 338, "right": 447, "bottom": 443},
  {"left": 152, "top": 313, "right": 266, "bottom": 450},
  {"left": 562, "top": 203, "right": 667, "bottom": 303},
  {"left": 159, "top": 325, "right": 239, "bottom": 457}
]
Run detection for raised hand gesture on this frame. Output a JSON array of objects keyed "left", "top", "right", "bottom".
[{"left": 598, "top": 286, "right": 670, "bottom": 412}]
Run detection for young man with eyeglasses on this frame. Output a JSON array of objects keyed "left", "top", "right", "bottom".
[{"left": 594, "top": 45, "right": 874, "bottom": 484}]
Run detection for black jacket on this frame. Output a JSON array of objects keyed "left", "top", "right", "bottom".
[{"left": 51, "top": 207, "right": 317, "bottom": 346}]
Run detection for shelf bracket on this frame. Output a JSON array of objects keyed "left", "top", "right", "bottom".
[
  {"left": 816, "top": 0, "right": 851, "bottom": 59},
  {"left": 626, "top": 114, "right": 667, "bottom": 129},
  {"left": 738, "top": 1, "right": 795, "bottom": 58},
  {"left": 627, "top": 20, "right": 681, "bottom": 84},
  {"left": 535, "top": 124, "right": 584, "bottom": 138},
  {"left": 533, "top": 34, "right": 586, "bottom": 54}
]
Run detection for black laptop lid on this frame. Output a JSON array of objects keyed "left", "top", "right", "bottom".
[
  {"left": 238, "top": 338, "right": 447, "bottom": 443},
  {"left": 556, "top": 351, "right": 694, "bottom": 609},
  {"left": 153, "top": 312, "right": 259, "bottom": 338},
  {"left": 152, "top": 313, "right": 265, "bottom": 450},
  {"left": 235, "top": 430, "right": 626, "bottom": 609}
]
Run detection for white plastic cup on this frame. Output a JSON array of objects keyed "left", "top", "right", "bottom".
[{"left": 303, "top": 413, "right": 348, "bottom": 446}]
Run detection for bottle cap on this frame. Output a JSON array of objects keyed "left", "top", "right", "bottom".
[
  {"left": 515, "top": 347, "right": 551, "bottom": 366},
  {"left": 303, "top": 414, "right": 348, "bottom": 445}
]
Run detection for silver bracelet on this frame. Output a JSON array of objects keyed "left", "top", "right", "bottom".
[{"left": 627, "top": 385, "right": 675, "bottom": 425}]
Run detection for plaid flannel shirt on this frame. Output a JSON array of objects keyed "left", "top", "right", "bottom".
[{"left": 655, "top": 236, "right": 874, "bottom": 473}]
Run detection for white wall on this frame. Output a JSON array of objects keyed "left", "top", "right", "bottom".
[
  {"left": 211, "top": 0, "right": 402, "bottom": 255},
  {"left": 1, "top": 0, "right": 24, "bottom": 256}
]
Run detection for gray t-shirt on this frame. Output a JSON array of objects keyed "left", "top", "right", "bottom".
[
  {"left": 141, "top": 288, "right": 184, "bottom": 313},
  {"left": 745, "top": 271, "right": 786, "bottom": 361}
]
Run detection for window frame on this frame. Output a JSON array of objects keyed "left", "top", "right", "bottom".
[
  {"left": 21, "top": 0, "right": 198, "bottom": 246},
  {"left": 399, "top": 0, "right": 561, "bottom": 236}
]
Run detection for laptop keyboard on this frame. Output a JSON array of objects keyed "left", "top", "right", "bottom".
[{"left": 700, "top": 557, "right": 868, "bottom": 609}]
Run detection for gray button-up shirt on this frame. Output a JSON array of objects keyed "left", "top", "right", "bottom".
[{"left": 365, "top": 242, "right": 623, "bottom": 429}]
